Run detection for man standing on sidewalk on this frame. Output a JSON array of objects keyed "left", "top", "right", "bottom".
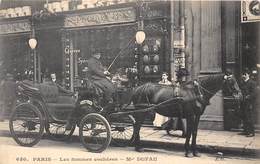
[{"left": 240, "top": 69, "right": 257, "bottom": 137}]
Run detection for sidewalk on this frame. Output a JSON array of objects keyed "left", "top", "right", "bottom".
[
  {"left": 0, "top": 120, "right": 259, "bottom": 156},
  {"left": 138, "top": 126, "right": 259, "bottom": 156}
]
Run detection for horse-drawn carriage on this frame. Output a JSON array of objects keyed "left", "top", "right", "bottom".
[{"left": 5, "top": 73, "right": 240, "bottom": 157}]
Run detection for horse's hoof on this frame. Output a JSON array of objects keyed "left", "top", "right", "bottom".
[
  {"left": 193, "top": 151, "right": 201, "bottom": 157},
  {"left": 185, "top": 152, "right": 193, "bottom": 158},
  {"left": 135, "top": 147, "right": 144, "bottom": 152}
]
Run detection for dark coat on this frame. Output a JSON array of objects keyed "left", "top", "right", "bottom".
[
  {"left": 87, "top": 57, "right": 106, "bottom": 80},
  {"left": 86, "top": 57, "right": 115, "bottom": 100},
  {"left": 240, "top": 78, "right": 257, "bottom": 103}
]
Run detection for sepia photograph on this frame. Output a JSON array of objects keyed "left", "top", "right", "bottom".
[{"left": 0, "top": 0, "right": 259, "bottom": 164}]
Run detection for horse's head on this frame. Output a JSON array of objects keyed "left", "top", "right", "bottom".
[
  {"left": 223, "top": 74, "right": 243, "bottom": 101},
  {"left": 197, "top": 74, "right": 225, "bottom": 103},
  {"left": 197, "top": 73, "right": 242, "bottom": 103}
]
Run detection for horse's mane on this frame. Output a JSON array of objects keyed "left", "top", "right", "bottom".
[
  {"left": 133, "top": 83, "right": 159, "bottom": 96},
  {"left": 198, "top": 74, "right": 224, "bottom": 100},
  {"left": 199, "top": 74, "right": 224, "bottom": 88}
]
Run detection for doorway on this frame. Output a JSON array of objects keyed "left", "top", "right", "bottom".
[
  {"left": 240, "top": 22, "right": 260, "bottom": 128},
  {"left": 241, "top": 23, "right": 259, "bottom": 72}
]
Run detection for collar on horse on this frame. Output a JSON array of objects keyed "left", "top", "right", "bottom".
[{"left": 193, "top": 80, "right": 210, "bottom": 107}]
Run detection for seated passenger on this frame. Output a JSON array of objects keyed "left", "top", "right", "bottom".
[{"left": 44, "top": 73, "right": 73, "bottom": 96}]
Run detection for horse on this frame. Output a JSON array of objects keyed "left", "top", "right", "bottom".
[{"left": 129, "top": 74, "right": 241, "bottom": 157}]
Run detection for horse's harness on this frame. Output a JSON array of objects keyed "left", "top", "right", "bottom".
[{"left": 142, "top": 81, "right": 203, "bottom": 109}]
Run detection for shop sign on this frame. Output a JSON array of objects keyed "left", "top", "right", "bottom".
[
  {"left": 64, "top": 46, "right": 80, "bottom": 54},
  {"left": 64, "top": 7, "right": 136, "bottom": 28},
  {"left": 241, "top": 0, "right": 260, "bottom": 23},
  {"left": 0, "top": 20, "right": 30, "bottom": 34}
]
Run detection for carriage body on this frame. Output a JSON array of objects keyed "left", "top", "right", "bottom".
[{"left": 7, "top": 81, "right": 113, "bottom": 152}]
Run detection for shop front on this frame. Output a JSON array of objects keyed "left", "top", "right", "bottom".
[
  {"left": 0, "top": 18, "right": 31, "bottom": 80},
  {"left": 60, "top": 2, "right": 170, "bottom": 91}
]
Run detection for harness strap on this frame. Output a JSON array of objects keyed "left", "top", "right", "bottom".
[{"left": 113, "top": 97, "right": 184, "bottom": 115}]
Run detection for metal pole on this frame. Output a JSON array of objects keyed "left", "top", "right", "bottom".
[
  {"left": 37, "top": 50, "right": 41, "bottom": 82},
  {"left": 170, "top": 1, "right": 175, "bottom": 81},
  {"left": 31, "top": 21, "right": 37, "bottom": 82}
]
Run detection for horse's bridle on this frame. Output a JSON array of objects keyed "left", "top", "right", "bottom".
[{"left": 194, "top": 79, "right": 236, "bottom": 99}]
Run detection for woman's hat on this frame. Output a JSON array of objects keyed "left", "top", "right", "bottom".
[{"left": 242, "top": 68, "right": 250, "bottom": 75}]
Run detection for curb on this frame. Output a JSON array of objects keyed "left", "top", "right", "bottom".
[{"left": 139, "top": 139, "right": 259, "bottom": 158}]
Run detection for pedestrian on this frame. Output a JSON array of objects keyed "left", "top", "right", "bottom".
[
  {"left": 86, "top": 52, "right": 115, "bottom": 104},
  {"left": 43, "top": 73, "right": 73, "bottom": 96},
  {"left": 176, "top": 65, "right": 189, "bottom": 84},
  {"left": 239, "top": 68, "right": 257, "bottom": 137},
  {"left": 173, "top": 66, "right": 189, "bottom": 136},
  {"left": 153, "top": 72, "right": 172, "bottom": 128},
  {"left": 158, "top": 72, "right": 172, "bottom": 85}
]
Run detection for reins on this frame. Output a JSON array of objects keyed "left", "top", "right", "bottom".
[
  {"left": 197, "top": 83, "right": 223, "bottom": 97},
  {"left": 196, "top": 81, "right": 237, "bottom": 99}
]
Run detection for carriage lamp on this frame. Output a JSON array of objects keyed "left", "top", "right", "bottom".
[{"left": 135, "top": 31, "right": 146, "bottom": 44}]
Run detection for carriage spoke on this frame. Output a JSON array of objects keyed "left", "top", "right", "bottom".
[
  {"left": 9, "top": 103, "right": 44, "bottom": 147},
  {"left": 79, "top": 114, "right": 111, "bottom": 153},
  {"left": 45, "top": 122, "right": 75, "bottom": 141}
]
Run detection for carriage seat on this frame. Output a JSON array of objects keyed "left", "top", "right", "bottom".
[{"left": 35, "top": 83, "right": 76, "bottom": 110}]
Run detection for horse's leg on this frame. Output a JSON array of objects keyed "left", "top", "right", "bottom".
[
  {"left": 184, "top": 115, "right": 194, "bottom": 157},
  {"left": 191, "top": 115, "right": 201, "bottom": 157},
  {"left": 129, "top": 120, "right": 138, "bottom": 144},
  {"left": 131, "top": 113, "right": 145, "bottom": 152}
]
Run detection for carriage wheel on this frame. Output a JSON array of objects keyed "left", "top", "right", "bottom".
[
  {"left": 45, "top": 122, "right": 76, "bottom": 141},
  {"left": 9, "top": 103, "right": 44, "bottom": 147},
  {"left": 109, "top": 115, "right": 135, "bottom": 147},
  {"left": 79, "top": 113, "right": 111, "bottom": 153}
]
